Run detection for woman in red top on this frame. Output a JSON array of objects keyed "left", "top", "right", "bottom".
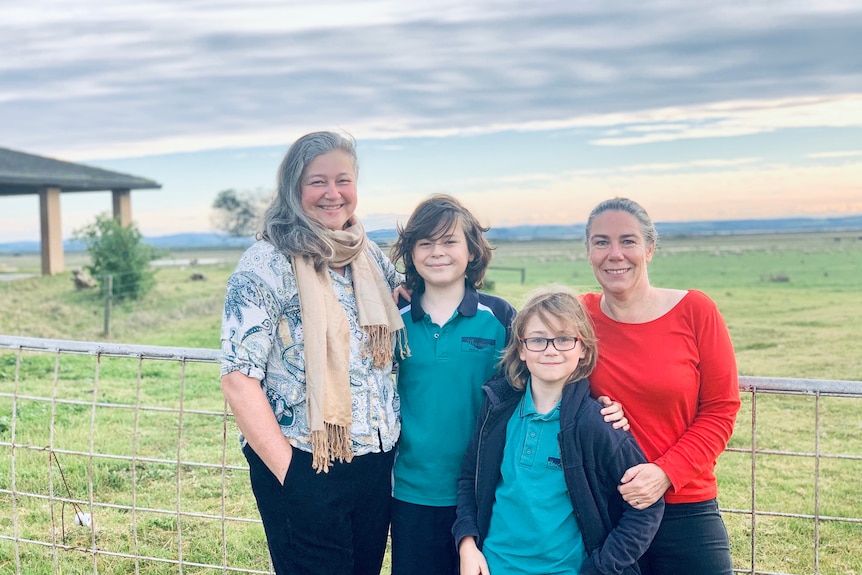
[{"left": 581, "top": 197, "right": 741, "bottom": 575}]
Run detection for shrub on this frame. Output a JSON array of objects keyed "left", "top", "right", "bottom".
[{"left": 73, "top": 214, "right": 160, "bottom": 301}]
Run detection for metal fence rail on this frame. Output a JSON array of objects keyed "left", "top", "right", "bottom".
[
  {"left": 723, "top": 377, "right": 861, "bottom": 575},
  {"left": 1, "top": 335, "right": 860, "bottom": 575}
]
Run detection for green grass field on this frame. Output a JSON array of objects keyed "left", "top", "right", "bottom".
[{"left": 1, "top": 231, "right": 861, "bottom": 574}]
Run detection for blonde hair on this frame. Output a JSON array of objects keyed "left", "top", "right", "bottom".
[{"left": 501, "top": 285, "right": 597, "bottom": 390}]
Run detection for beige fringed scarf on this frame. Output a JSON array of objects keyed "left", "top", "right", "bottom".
[{"left": 293, "top": 217, "right": 406, "bottom": 473}]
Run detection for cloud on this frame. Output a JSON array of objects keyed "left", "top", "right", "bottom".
[
  {"left": 2, "top": 1, "right": 861, "bottom": 159},
  {"left": 808, "top": 150, "right": 862, "bottom": 159},
  {"left": 590, "top": 95, "right": 862, "bottom": 146},
  {"left": 618, "top": 158, "right": 763, "bottom": 173}
]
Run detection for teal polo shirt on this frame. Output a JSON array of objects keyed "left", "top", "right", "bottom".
[
  {"left": 482, "top": 380, "right": 587, "bottom": 574},
  {"left": 393, "top": 284, "right": 514, "bottom": 506}
]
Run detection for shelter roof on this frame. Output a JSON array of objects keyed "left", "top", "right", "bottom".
[{"left": 0, "top": 147, "right": 161, "bottom": 196}]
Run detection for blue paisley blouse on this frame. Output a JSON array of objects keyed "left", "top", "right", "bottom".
[{"left": 220, "top": 239, "right": 403, "bottom": 456}]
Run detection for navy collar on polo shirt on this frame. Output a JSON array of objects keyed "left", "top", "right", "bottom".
[{"left": 409, "top": 281, "right": 479, "bottom": 323}]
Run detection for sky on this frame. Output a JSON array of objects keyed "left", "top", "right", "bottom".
[{"left": 2, "top": 0, "right": 862, "bottom": 242}]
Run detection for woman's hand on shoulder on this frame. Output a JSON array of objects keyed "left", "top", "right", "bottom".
[
  {"left": 392, "top": 282, "right": 412, "bottom": 303},
  {"left": 618, "top": 463, "right": 672, "bottom": 509},
  {"left": 597, "top": 395, "right": 630, "bottom": 431}
]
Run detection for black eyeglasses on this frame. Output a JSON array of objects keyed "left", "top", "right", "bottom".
[{"left": 520, "top": 336, "right": 580, "bottom": 352}]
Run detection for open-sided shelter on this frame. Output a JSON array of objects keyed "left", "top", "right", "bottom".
[{"left": 0, "top": 147, "right": 162, "bottom": 275}]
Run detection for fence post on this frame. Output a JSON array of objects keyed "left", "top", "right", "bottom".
[
  {"left": 103, "top": 275, "right": 113, "bottom": 336},
  {"left": 487, "top": 266, "right": 526, "bottom": 284}
]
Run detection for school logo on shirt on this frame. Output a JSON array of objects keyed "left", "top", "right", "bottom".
[
  {"left": 461, "top": 336, "right": 496, "bottom": 353},
  {"left": 546, "top": 456, "right": 562, "bottom": 470}
]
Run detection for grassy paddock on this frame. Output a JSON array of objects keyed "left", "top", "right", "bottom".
[{"left": 2, "top": 232, "right": 862, "bottom": 574}]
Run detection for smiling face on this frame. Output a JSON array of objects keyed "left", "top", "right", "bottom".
[
  {"left": 411, "top": 219, "right": 473, "bottom": 290},
  {"left": 299, "top": 149, "right": 358, "bottom": 231},
  {"left": 518, "top": 313, "right": 586, "bottom": 390},
  {"left": 586, "top": 210, "right": 655, "bottom": 297}
]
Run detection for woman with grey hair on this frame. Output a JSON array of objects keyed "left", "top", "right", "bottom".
[
  {"left": 581, "top": 197, "right": 740, "bottom": 574},
  {"left": 220, "top": 131, "right": 407, "bottom": 575}
]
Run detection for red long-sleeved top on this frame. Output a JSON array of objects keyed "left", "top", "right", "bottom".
[{"left": 582, "top": 290, "right": 741, "bottom": 504}]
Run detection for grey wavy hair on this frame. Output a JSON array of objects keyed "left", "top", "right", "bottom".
[
  {"left": 584, "top": 197, "right": 658, "bottom": 248},
  {"left": 261, "top": 131, "right": 358, "bottom": 270}
]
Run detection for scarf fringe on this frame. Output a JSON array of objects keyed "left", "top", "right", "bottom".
[
  {"left": 396, "top": 328, "right": 411, "bottom": 360},
  {"left": 366, "top": 325, "right": 411, "bottom": 366},
  {"left": 311, "top": 423, "right": 354, "bottom": 473},
  {"left": 367, "top": 325, "right": 392, "bottom": 367}
]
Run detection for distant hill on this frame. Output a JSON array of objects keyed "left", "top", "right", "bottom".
[
  {"left": 652, "top": 215, "right": 862, "bottom": 236},
  {"left": 141, "top": 233, "right": 255, "bottom": 249},
  {"left": 0, "top": 233, "right": 255, "bottom": 254},
  {"left": 2, "top": 215, "right": 862, "bottom": 254},
  {"left": 371, "top": 214, "right": 862, "bottom": 244}
]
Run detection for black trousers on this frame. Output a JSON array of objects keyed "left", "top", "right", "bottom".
[
  {"left": 390, "top": 499, "right": 459, "bottom": 575},
  {"left": 244, "top": 444, "right": 395, "bottom": 575},
  {"left": 639, "top": 498, "right": 733, "bottom": 575}
]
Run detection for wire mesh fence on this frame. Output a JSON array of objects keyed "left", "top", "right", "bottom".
[
  {"left": 0, "top": 335, "right": 270, "bottom": 575},
  {"left": 1, "top": 335, "right": 860, "bottom": 575}
]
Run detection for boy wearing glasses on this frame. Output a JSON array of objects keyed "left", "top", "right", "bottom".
[{"left": 454, "top": 286, "right": 664, "bottom": 575}]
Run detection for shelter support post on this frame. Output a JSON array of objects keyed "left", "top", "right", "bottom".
[
  {"left": 39, "top": 186, "right": 64, "bottom": 275},
  {"left": 112, "top": 188, "right": 131, "bottom": 227}
]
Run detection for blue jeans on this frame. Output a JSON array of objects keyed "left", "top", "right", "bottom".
[
  {"left": 390, "top": 499, "right": 459, "bottom": 575},
  {"left": 244, "top": 444, "right": 395, "bottom": 575},
  {"left": 639, "top": 498, "right": 733, "bottom": 575}
]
